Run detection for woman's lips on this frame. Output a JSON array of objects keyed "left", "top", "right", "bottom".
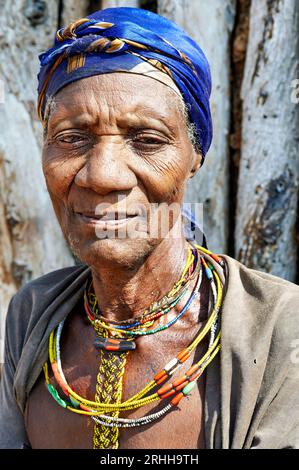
[{"left": 76, "top": 212, "right": 139, "bottom": 229}]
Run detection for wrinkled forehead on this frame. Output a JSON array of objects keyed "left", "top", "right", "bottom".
[
  {"left": 44, "top": 72, "right": 186, "bottom": 131},
  {"left": 37, "top": 8, "right": 213, "bottom": 157}
]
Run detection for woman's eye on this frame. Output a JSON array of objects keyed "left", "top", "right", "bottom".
[
  {"left": 132, "top": 134, "right": 168, "bottom": 148},
  {"left": 55, "top": 133, "right": 88, "bottom": 146}
]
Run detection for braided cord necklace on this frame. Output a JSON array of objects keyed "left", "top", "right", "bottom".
[
  {"left": 93, "top": 325, "right": 127, "bottom": 449},
  {"left": 91, "top": 244, "right": 200, "bottom": 447},
  {"left": 47, "top": 244, "right": 200, "bottom": 448},
  {"left": 43, "top": 243, "right": 225, "bottom": 448}
]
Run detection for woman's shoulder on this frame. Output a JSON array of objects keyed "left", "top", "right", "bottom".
[
  {"left": 6, "top": 264, "right": 89, "bottom": 319},
  {"left": 220, "top": 253, "right": 299, "bottom": 345},
  {"left": 221, "top": 253, "right": 299, "bottom": 300},
  {"left": 17, "top": 263, "right": 88, "bottom": 293},
  {"left": 4, "top": 264, "right": 91, "bottom": 362},
  {"left": 215, "top": 254, "right": 299, "bottom": 449}
]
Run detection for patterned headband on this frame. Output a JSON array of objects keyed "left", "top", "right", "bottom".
[{"left": 37, "top": 7, "right": 213, "bottom": 159}]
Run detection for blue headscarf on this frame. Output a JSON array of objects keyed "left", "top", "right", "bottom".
[{"left": 37, "top": 7, "right": 213, "bottom": 160}]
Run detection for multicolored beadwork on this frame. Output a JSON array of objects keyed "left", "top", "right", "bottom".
[{"left": 43, "top": 243, "right": 224, "bottom": 448}]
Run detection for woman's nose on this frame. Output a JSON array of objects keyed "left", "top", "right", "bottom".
[{"left": 74, "top": 139, "right": 137, "bottom": 194}]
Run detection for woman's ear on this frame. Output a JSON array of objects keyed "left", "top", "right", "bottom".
[{"left": 189, "top": 151, "right": 202, "bottom": 179}]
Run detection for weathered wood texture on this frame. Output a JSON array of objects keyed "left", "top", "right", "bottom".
[
  {"left": 228, "top": 0, "right": 251, "bottom": 257},
  {"left": 158, "top": 0, "right": 236, "bottom": 254},
  {"left": 235, "top": 0, "right": 299, "bottom": 280},
  {"left": 101, "top": 0, "right": 139, "bottom": 7},
  {"left": 61, "top": 0, "right": 91, "bottom": 25},
  {"left": 0, "top": 0, "right": 75, "bottom": 359}
]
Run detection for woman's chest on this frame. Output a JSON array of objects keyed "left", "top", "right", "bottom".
[
  {"left": 25, "top": 314, "right": 207, "bottom": 449},
  {"left": 26, "top": 374, "right": 205, "bottom": 449}
]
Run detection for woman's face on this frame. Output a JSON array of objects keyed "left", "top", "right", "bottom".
[{"left": 42, "top": 73, "right": 201, "bottom": 268}]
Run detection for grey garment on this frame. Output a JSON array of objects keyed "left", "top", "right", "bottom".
[{"left": 1, "top": 255, "right": 299, "bottom": 449}]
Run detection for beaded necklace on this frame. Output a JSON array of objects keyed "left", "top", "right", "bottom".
[
  {"left": 85, "top": 245, "right": 198, "bottom": 325},
  {"left": 84, "top": 246, "right": 201, "bottom": 353},
  {"left": 91, "top": 247, "right": 201, "bottom": 448},
  {"left": 43, "top": 243, "right": 225, "bottom": 448},
  {"left": 86, "top": 254, "right": 202, "bottom": 346}
]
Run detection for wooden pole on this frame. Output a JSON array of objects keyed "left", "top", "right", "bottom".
[
  {"left": 236, "top": 0, "right": 299, "bottom": 280},
  {"left": 158, "top": 0, "right": 236, "bottom": 253}
]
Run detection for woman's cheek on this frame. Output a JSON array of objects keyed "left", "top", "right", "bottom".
[
  {"left": 42, "top": 149, "right": 83, "bottom": 199},
  {"left": 149, "top": 161, "right": 189, "bottom": 204}
]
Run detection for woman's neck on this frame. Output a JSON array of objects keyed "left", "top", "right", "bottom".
[{"left": 90, "top": 236, "right": 192, "bottom": 322}]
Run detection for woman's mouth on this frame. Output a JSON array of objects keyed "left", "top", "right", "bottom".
[{"left": 75, "top": 211, "right": 140, "bottom": 229}]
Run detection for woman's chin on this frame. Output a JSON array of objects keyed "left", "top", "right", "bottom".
[{"left": 69, "top": 235, "right": 158, "bottom": 269}]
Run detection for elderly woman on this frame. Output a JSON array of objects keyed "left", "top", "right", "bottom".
[{"left": 0, "top": 7, "right": 299, "bottom": 450}]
